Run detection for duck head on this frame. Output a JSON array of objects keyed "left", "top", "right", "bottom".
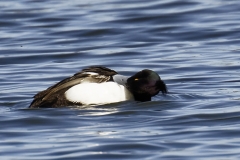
[{"left": 127, "top": 69, "right": 167, "bottom": 101}]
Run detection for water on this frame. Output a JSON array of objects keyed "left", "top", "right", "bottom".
[{"left": 1, "top": 0, "right": 240, "bottom": 159}]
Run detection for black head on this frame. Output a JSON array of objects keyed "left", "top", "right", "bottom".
[{"left": 127, "top": 69, "right": 167, "bottom": 101}]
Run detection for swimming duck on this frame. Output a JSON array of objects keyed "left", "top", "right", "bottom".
[{"left": 29, "top": 66, "right": 167, "bottom": 108}]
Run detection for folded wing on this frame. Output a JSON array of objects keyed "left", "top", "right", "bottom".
[{"left": 29, "top": 66, "right": 118, "bottom": 108}]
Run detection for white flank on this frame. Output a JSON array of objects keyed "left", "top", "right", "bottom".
[{"left": 65, "top": 82, "right": 134, "bottom": 105}]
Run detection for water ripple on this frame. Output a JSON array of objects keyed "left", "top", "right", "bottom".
[{"left": 1, "top": 0, "right": 240, "bottom": 159}]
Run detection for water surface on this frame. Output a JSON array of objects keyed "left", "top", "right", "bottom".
[{"left": 1, "top": 0, "right": 240, "bottom": 159}]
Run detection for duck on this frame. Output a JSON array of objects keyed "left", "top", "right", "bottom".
[{"left": 29, "top": 66, "right": 167, "bottom": 108}]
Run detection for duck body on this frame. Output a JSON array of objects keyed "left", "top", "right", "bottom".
[{"left": 29, "top": 66, "right": 167, "bottom": 108}]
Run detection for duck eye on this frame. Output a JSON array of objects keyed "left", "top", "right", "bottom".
[{"left": 135, "top": 78, "right": 139, "bottom": 81}]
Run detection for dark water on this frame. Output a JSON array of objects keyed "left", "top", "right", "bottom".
[{"left": 1, "top": 0, "right": 240, "bottom": 159}]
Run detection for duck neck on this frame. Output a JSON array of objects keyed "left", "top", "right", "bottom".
[
  {"left": 132, "top": 93, "right": 151, "bottom": 102},
  {"left": 112, "top": 74, "right": 129, "bottom": 86}
]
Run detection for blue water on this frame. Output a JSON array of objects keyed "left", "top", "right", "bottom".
[{"left": 1, "top": 0, "right": 240, "bottom": 159}]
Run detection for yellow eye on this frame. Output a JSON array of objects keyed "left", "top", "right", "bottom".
[{"left": 135, "top": 78, "right": 139, "bottom": 81}]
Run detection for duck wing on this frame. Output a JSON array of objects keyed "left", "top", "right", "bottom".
[{"left": 29, "top": 66, "right": 118, "bottom": 108}]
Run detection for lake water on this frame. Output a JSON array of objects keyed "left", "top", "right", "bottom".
[{"left": 1, "top": 0, "right": 240, "bottom": 159}]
